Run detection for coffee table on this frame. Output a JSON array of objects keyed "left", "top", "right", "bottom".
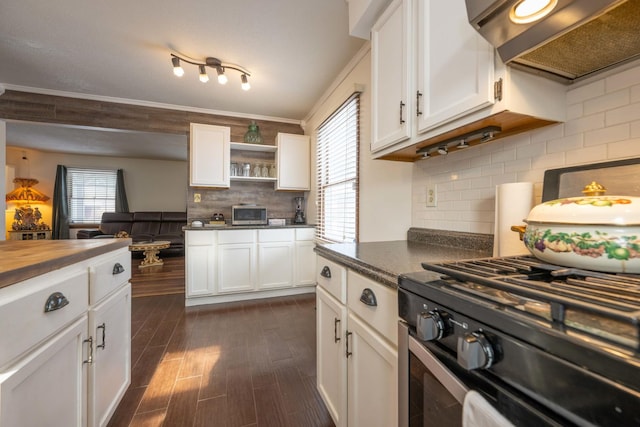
[{"left": 128, "top": 240, "right": 171, "bottom": 269}]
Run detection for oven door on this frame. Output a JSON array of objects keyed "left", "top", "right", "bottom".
[{"left": 399, "top": 321, "right": 468, "bottom": 427}]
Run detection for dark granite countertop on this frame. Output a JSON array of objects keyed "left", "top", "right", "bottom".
[{"left": 315, "top": 229, "right": 493, "bottom": 288}]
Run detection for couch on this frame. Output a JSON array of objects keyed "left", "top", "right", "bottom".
[{"left": 77, "top": 211, "right": 186, "bottom": 255}]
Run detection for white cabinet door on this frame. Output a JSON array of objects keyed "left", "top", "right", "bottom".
[
  {"left": 416, "top": 0, "right": 495, "bottom": 133},
  {"left": 371, "top": 0, "right": 413, "bottom": 152},
  {"left": 316, "top": 287, "right": 348, "bottom": 427},
  {"left": 186, "top": 230, "right": 217, "bottom": 297},
  {"left": 276, "top": 133, "right": 310, "bottom": 190},
  {"left": 88, "top": 284, "right": 131, "bottom": 427},
  {"left": 295, "top": 240, "right": 316, "bottom": 286},
  {"left": 0, "top": 316, "right": 88, "bottom": 427},
  {"left": 190, "top": 123, "right": 230, "bottom": 188},
  {"left": 258, "top": 241, "right": 294, "bottom": 290},
  {"left": 218, "top": 243, "right": 256, "bottom": 293},
  {"left": 347, "top": 312, "right": 398, "bottom": 427}
]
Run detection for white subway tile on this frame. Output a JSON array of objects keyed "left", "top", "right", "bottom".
[
  {"left": 583, "top": 89, "right": 630, "bottom": 115},
  {"left": 480, "top": 163, "right": 504, "bottom": 176},
  {"left": 469, "top": 153, "right": 492, "bottom": 167},
  {"left": 564, "top": 113, "right": 605, "bottom": 135},
  {"left": 565, "top": 145, "right": 608, "bottom": 165},
  {"left": 531, "top": 152, "right": 566, "bottom": 170},
  {"left": 584, "top": 124, "right": 629, "bottom": 146},
  {"left": 606, "top": 103, "right": 640, "bottom": 126},
  {"left": 459, "top": 167, "right": 482, "bottom": 179},
  {"left": 490, "top": 148, "right": 516, "bottom": 164},
  {"left": 547, "top": 134, "right": 583, "bottom": 153},
  {"left": 631, "top": 120, "right": 640, "bottom": 138},
  {"left": 490, "top": 173, "right": 518, "bottom": 187},
  {"left": 566, "top": 103, "right": 583, "bottom": 121},
  {"left": 608, "top": 138, "right": 640, "bottom": 159},
  {"left": 504, "top": 158, "right": 531, "bottom": 174},
  {"left": 453, "top": 179, "right": 472, "bottom": 191},
  {"left": 471, "top": 176, "right": 492, "bottom": 189},
  {"left": 632, "top": 85, "right": 640, "bottom": 103},
  {"left": 530, "top": 123, "right": 564, "bottom": 144},
  {"left": 566, "top": 80, "right": 605, "bottom": 105},
  {"left": 516, "top": 141, "right": 546, "bottom": 159}
]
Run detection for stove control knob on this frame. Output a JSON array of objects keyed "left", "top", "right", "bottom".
[
  {"left": 457, "top": 331, "right": 494, "bottom": 370},
  {"left": 416, "top": 310, "right": 446, "bottom": 341}
]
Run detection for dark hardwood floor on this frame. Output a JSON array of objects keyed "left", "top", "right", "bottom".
[
  {"left": 130, "top": 255, "right": 185, "bottom": 298},
  {"left": 108, "top": 279, "right": 334, "bottom": 427}
]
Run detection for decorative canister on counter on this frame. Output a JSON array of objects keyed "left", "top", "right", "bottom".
[{"left": 243, "top": 121, "right": 263, "bottom": 144}]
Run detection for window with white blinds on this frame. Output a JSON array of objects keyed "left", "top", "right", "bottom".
[
  {"left": 316, "top": 93, "right": 360, "bottom": 243},
  {"left": 66, "top": 168, "right": 118, "bottom": 223}
]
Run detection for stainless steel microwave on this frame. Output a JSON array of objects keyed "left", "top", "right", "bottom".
[{"left": 231, "top": 205, "right": 268, "bottom": 226}]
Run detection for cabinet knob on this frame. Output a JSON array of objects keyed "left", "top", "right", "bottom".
[
  {"left": 320, "top": 266, "right": 332, "bottom": 278},
  {"left": 44, "top": 292, "right": 69, "bottom": 313}
]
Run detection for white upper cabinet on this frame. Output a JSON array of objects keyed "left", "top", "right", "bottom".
[
  {"left": 276, "top": 133, "right": 311, "bottom": 191},
  {"left": 371, "top": 0, "right": 413, "bottom": 152},
  {"left": 189, "top": 123, "right": 230, "bottom": 188},
  {"left": 416, "top": 0, "right": 494, "bottom": 133},
  {"left": 371, "top": 0, "right": 566, "bottom": 161}
]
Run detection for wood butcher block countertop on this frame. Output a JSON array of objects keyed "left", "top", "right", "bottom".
[{"left": 0, "top": 238, "right": 131, "bottom": 289}]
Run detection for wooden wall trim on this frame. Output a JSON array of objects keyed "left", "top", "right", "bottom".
[{"left": 0, "top": 90, "right": 303, "bottom": 142}]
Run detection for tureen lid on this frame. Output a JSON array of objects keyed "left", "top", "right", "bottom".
[{"left": 526, "top": 182, "right": 640, "bottom": 225}]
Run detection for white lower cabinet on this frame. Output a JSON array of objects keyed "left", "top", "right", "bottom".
[
  {"left": 317, "top": 286, "right": 348, "bottom": 426},
  {"left": 316, "top": 256, "right": 398, "bottom": 427},
  {"left": 186, "top": 227, "right": 316, "bottom": 305},
  {"left": 0, "top": 246, "right": 131, "bottom": 427},
  {"left": 0, "top": 316, "right": 88, "bottom": 427},
  {"left": 88, "top": 283, "right": 131, "bottom": 427}
]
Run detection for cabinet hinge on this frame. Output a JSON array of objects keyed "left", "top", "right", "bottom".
[{"left": 494, "top": 78, "right": 503, "bottom": 101}]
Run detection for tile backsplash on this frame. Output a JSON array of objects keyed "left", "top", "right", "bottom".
[{"left": 412, "top": 63, "right": 640, "bottom": 234}]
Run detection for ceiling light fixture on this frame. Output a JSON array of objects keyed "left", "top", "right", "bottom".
[{"left": 170, "top": 53, "right": 251, "bottom": 90}]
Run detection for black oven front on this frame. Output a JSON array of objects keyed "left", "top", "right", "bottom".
[{"left": 397, "top": 286, "right": 578, "bottom": 427}]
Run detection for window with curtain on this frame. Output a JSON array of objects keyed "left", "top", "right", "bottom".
[
  {"left": 316, "top": 93, "right": 360, "bottom": 243},
  {"left": 66, "top": 168, "right": 118, "bottom": 223}
]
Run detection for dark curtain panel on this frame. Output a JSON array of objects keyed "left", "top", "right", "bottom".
[
  {"left": 115, "top": 169, "right": 129, "bottom": 213},
  {"left": 52, "top": 165, "right": 69, "bottom": 239}
]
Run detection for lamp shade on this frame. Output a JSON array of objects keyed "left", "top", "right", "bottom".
[{"left": 6, "top": 178, "right": 50, "bottom": 203}]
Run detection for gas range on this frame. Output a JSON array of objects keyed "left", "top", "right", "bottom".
[{"left": 398, "top": 255, "right": 640, "bottom": 426}]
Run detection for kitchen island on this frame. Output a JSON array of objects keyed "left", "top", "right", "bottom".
[{"left": 0, "top": 238, "right": 132, "bottom": 427}]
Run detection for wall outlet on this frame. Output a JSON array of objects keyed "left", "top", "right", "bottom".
[
  {"left": 194, "top": 193, "right": 201, "bottom": 203},
  {"left": 426, "top": 184, "right": 437, "bottom": 207}
]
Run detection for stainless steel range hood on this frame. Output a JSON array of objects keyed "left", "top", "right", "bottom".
[{"left": 466, "top": 0, "right": 640, "bottom": 83}]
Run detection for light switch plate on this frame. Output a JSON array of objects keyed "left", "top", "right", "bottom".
[{"left": 426, "top": 185, "right": 437, "bottom": 207}]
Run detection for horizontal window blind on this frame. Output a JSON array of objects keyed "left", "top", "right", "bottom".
[
  {"left": 67, "top": 168, "right": 117, "bottom": 223},
  {"left": 316, "top": 93, "right": 360, "bottom": 243}
]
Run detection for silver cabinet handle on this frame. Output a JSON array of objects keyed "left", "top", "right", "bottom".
[
  {"left": 345, "top": 331, "right": 353, "bottom": 358},
  {"left": 97, "top": 323, "right": 106, "bottom": 350},
  {"left": 44, "top": 292, "right": 69, "bottom": 313},
  {"left": 334, "top": 318, "right": 341, "bottom": 343},
  {"left": 112, "top": 262, "right": 125, "bottom": 275},
  {"left": 359, "top": 288, "right": 377, "bottom": 307},
  {"left": 320, "top": 266, "right": 331, "bottom": 278}
]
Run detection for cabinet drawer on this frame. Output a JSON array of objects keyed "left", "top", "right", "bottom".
[
  {"left": 89, "top": 248, "right": 132, "bottom": 304},
  {"left": 295, "top": 228, "right": 315, "bottom": 241},
  {"left": 347, "top": 271, "right": 397, "bottom": 346},
  {"left": 258, "top": 229, "right": 294, "bottom": 242},
  {"left": 0, "top": 268, "right": 89, "bottom": 369},
  {"left": 186, "top": 230, "right": 217, "bottom": 246},
  {"left": 218, "top": 229, "right": 256, "bottom": 244},
  {"left": 316, "top": 256, "right": 347, "bottom": 304}
]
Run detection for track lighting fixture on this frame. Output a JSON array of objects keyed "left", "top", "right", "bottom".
[
  {"left": 437, "top": 146, "right": 448, "bottom": 155},
  {"left": 170, "top": 53, "right": 251, "bottom": 90},
  {"left": 458, "top": 139, "right": 469, "bottom": 148},
  {"left": 416, "top": 125, "right": 502, "bottom": 159}
]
